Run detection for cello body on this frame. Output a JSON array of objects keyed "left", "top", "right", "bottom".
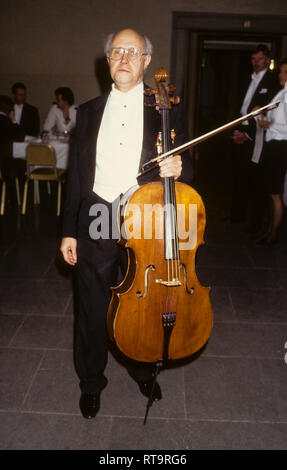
[{"left": 107, "top": 180, "right": 213, "bottom": 362}]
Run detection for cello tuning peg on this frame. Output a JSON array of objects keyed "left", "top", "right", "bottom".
[{"left": 170, "top": 96, "right": 180, "bottom": 105}]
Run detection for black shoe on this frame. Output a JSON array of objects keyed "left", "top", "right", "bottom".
[
  {"left": 139, "top": 379, "right": 162, "bottom": 401},
  {"left": 255, "top": 234, "right": 278, "bottom": 246},
  {"left": 79, "top": 393, "right": 100, "bottom": 419}
]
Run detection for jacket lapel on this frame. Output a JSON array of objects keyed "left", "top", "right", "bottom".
[
  {"left": 20, "top": 103, "right": 27, "bottom": 127},
  {"left": 87, "top": 92, "right": 109, "bottom": 174}
]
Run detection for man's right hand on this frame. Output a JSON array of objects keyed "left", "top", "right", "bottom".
[
  {"left": 60, "top": 237, "right": 77, "bottom": 265},
  {"left": 232, "top": 130, "right": 249, "bottom": 145},
  {"left": 9, "top": 110, "right": 16, "bottom": 123}
]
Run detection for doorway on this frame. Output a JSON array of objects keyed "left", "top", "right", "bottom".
[
  {"left": 171, "top": 12, "right": 287, "bottom": 200},
  {"left": 193, "top": 36, "right": 280, "bottom": 192}
]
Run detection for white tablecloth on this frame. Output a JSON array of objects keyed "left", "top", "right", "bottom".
[
  {"left": 284, "top": 173, "right": 287, "bottom": 206},
  {"left": 13, "top": 141, "right": 69, "bottom": 170}
]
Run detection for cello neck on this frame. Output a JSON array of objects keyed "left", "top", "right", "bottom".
[{"left": 161, "top": 107, "right": 179, "bottom": 261}]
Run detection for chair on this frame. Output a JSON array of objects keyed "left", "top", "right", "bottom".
[
  {"left": 21, "top": 143, "right": 66, "bottom": 216},
  {"left": 0, "top": 167, "right": 21, "bottom": 215}
]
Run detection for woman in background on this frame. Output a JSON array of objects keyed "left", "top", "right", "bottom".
[
  {"left": 43, "top": 87, "right": 77, "bottom": 135},
  {"left": 257, "top": 59, "right": 287, "bottom": 244}
]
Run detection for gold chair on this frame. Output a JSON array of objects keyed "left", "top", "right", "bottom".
[
  {"left": 0, "top": 167, "right": 21, "bottom": 215},
  {"left": 21, "top": 143, "right": 66, "bottom": 216}
]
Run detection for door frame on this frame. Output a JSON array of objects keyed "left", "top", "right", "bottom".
[{"left": 171, "top": 12, "right": 287, "bottom": 97}]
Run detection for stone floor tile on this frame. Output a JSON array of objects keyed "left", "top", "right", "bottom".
[
  {"left": 10, "top": 315, "right": 74, "bottom": 349},
  {"left": 0, "top": 412, "right": 112, "bottom": 450},
  {"left": 109, "top": 417, "right": 287, "bottom": 450},
  {"left": 209, "top": 287, "right": 236, "bottom": 322},
  {"left": 22, "top": 350, "right": 78, "bottom": 413},
  {"left": 0, "top": 279, "right": 72, "bottom": 316},
  {"left": 229, "top": 287, "right": 287, "bottom": 323},
  {"left": 0, "top": 240, "right": 56, "bottom": 278},
  {"left": 184, "top": 356, "right": 278, "bottom": 421},
  {"left": 257, "top": 359, "right": 287, "bottom": 421},
  {"left": 276, "top": 269, "right": 287, "bottom": 289},
  {"left": 0, "top": 314, "right": 25, "bottom": 347},
  {"left": 0, "top": 348, "right": 44, "bottom": 410},
  {"left": 203, "top": 322, "right": 287, "bottom": 358},
  {"left": 109, "top": 417, "right": 192, "bottom": 450}
]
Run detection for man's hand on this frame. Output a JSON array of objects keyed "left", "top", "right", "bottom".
[
  {"left": 8, "top": 110, "right": 16, "bottom": 123},
  {"left": 60, "top": 237, "right": 77, "bottom": 265},
  {"left": 232, "top": 130, "right": 249, "bottom": 145},
  {"left": 258, "top": 118, "right": 270, "bottom": 129},
  {"left": 159, "top": 154, "right": 182, "bottom": 179}
]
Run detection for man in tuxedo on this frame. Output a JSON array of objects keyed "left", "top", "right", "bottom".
[
  {"left": 0, "top": 95, "right": 25, "bottom": 201},
  {"left": 60, "top": 28, "right": 193, "bottom": 419},
  {"left": 12, "top": 82, "right": 40, "bottom": 138},
  {"left": 230, "top": 44, "right": 279, "bottom": 231}
]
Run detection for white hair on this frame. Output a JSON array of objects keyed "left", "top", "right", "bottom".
[{"left": 104, "top": 31, "right": 153, "bottom": 56}]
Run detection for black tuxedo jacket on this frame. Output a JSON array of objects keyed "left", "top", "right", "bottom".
[
  {"left": 0, "top": 114, "right": 25, "bottom": 178},
  {"left": 62, "top": 88, "right": 193, "bottom": 239},
  {"left": 19, "top": 102, "right": 40, "bottom": 138},
  {"left": 238, "top": 69, "right": 280, "bottom": 141}
]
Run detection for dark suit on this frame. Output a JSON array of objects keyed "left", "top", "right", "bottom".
[
  {"left": 231, "top": 69, "right": 280, "bottom": 226},
  {"left": 63, "top": 88, "right": 193, "bottom": 394},
  {"left": 0, "top": 114, "right": 25, "bottom": 180},
  {"left": 237, "top": 69, "right": 280, "bottom": 142},
  {"left": 17, "top": 102, "right": 40, "bottom": 138}
]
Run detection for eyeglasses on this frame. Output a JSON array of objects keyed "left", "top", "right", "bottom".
[{"left": 108, "top": 47, "right": 148, "bottom": 62}]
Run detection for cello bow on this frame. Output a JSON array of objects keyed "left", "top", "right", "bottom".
[{"left": 138, "top": 100, "right": 280, "bottom": 177}]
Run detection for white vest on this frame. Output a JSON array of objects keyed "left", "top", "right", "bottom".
[{"left": 93, "top": 82, "right": 144, "bottom": 202}]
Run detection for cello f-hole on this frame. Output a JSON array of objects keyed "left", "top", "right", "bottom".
[
  {"left": 136, "top": 264, "right": 156, "bottom": 298},
  {"left": 179, "top": 263, "right": 194, "bottom": 295}
]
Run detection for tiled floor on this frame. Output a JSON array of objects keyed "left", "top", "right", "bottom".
[{"left": 1, "top": 191, "right": 287, "bottom": 450}]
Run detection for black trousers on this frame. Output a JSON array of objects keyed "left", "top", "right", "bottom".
[
  {"left": 230, "top": 140, "right": 253, "bottom": 221},
  {"left": 74, "top": 195, "right": 155, "bottom": 395},
  {"left": 230, "top": 141, "right": 268, "bottom": 230}
]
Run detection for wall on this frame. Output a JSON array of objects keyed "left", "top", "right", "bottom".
[{"left": 1, "top": 0, "right": 287, "bottom": 126}]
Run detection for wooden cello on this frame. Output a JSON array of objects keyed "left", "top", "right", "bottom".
[{"left": 107, "top": 69, "right": 213, "bottom": 364}]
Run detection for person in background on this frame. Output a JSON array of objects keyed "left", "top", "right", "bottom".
[
  {"left": 0, "top": 95, "right": 25, "bottom": 198},
  {"left": 11, "top": 82, "right": 40, "bottom": 138},
  {"left": 230, "top": 45, "right": 279, "bottom": 233},
  {"left": 43, "top": 87, "right": 77, "bottom": 135},
  {"left": 256, "top": 59, "right": 287, "bottom": 244}
]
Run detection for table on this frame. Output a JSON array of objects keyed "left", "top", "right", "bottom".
[
  {"left": 13, "top": 140, "right": 69, "bottom": 169},
  {"left": 284, "top": 173, "right": 287, "bottom": 206}
]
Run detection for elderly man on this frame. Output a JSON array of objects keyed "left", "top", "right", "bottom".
[{"left": 61, "top": 29, "right": 193, "bottom": 419}]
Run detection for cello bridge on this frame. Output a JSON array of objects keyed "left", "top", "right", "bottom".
[{"left": 155, "top": 278, "right": 181, "bottom": 287}]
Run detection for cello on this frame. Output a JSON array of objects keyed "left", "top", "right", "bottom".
[{"left": 107, "top": 69, "right": 212, "bottom": 369}]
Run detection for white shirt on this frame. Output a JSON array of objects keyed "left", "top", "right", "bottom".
[
  {"left": 240, "top": 68, "right": 267, "bottom": 121},
  {"left": 43, "top": 104, "right": 77, "bottom": 133},
  {"left": 93, "top": 82, "right": 144, "bottom": 202},
  {"left": 265, "top": 87, "right": 287, "bottom": 142},
  {"left": 14, "top": 104, "right": 24, "bottom": 125}
]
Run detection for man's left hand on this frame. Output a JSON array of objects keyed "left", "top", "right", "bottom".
[{"left": 159, "top": 154, "right": 182, "bottom": 180}]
